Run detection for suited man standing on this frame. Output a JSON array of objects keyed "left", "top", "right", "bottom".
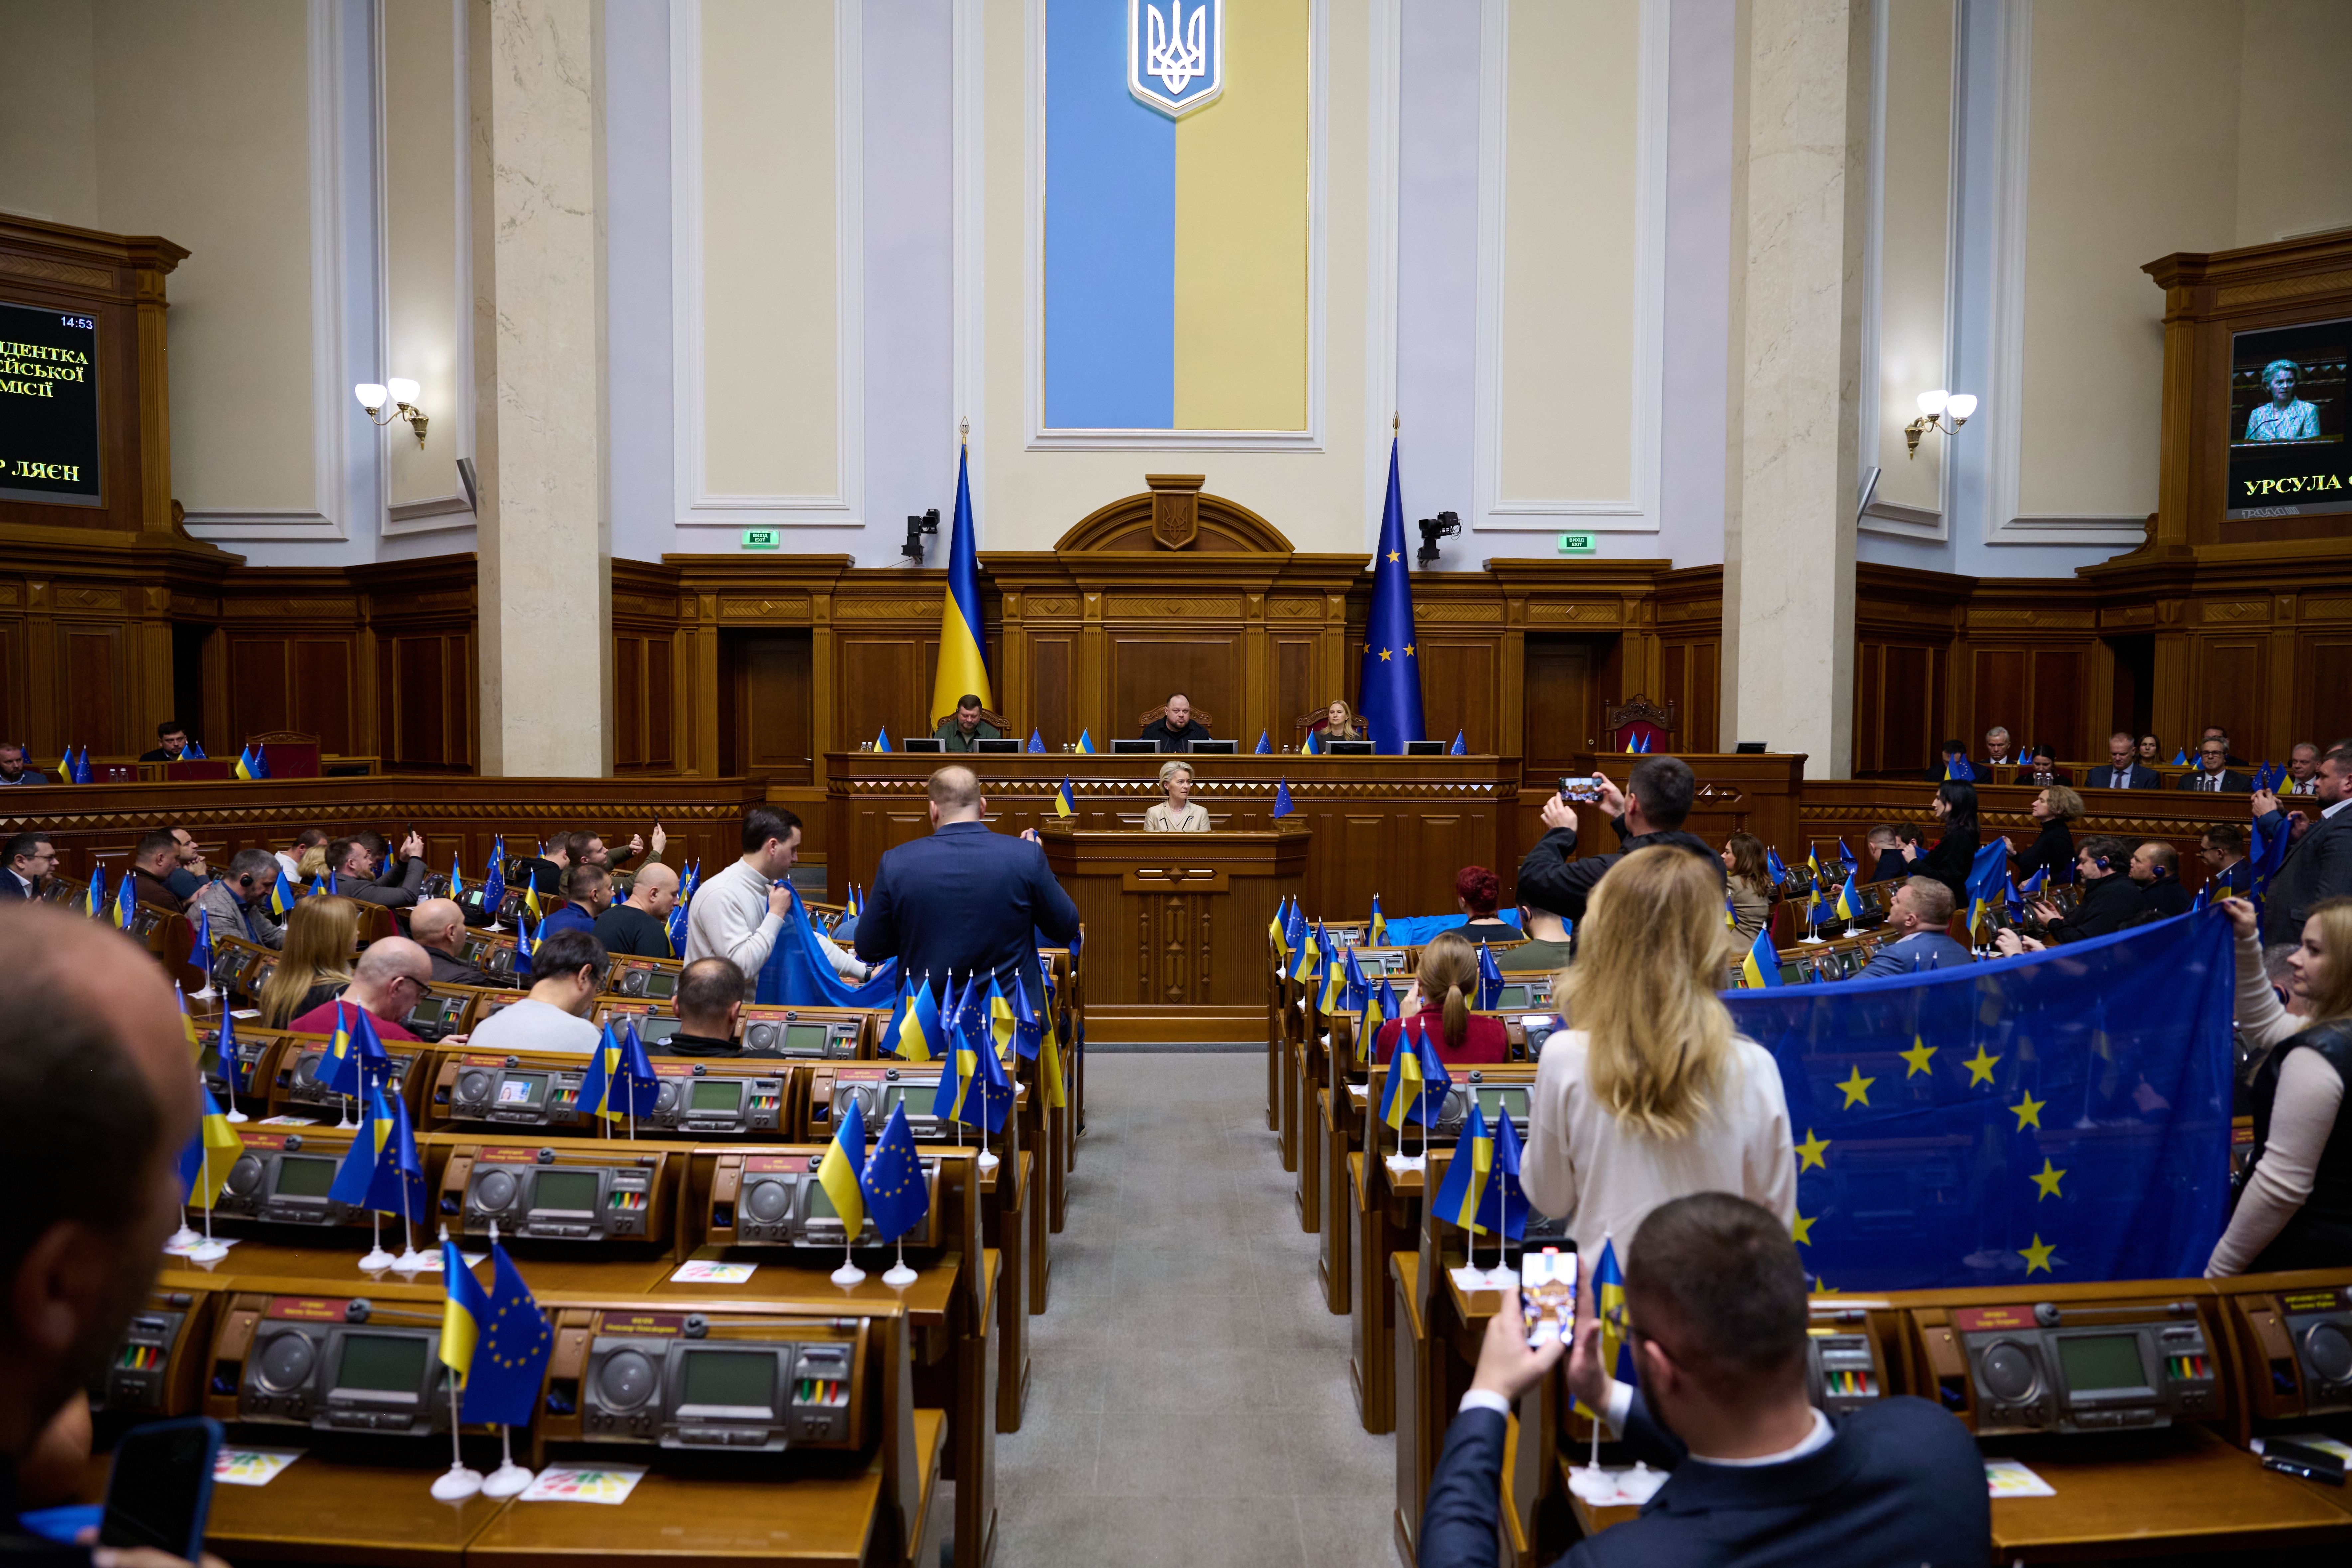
[
  {"left": 2086, "top": 731, "right": 2160, "bottom": 790},
  {"left": 2257, "top": 740, "right": 2352, "bottom": 945},
  {"left": 2176, "top": 735, "right": 2251, "bottom": 793},
  {"left": 854, "top": 764, "right": 1080, "bottom": 1007},
  {"left": 1418, "top": 1193, "right": 1987, "bottom": 1568}
]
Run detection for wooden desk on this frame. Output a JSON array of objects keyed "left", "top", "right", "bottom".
[
  {"left": 1350, "top": 1153, "right": 1422, "bottom": 1435},
  {"left": 198, "top": 1451, "right": 508, "bottom": 1567},
  {"left": 1392, "top": 1251, "right": 1429, "bottom": 1568},
  {"left": 1317, "top": 1084, "right": 1355, "bottom": 1315},
  {"left": 977, "top": 1154, "right": 1032, "bottom": 1434},
  {"left": 1984, "top": 1425, "right": 2352, "bottom": 1562}
]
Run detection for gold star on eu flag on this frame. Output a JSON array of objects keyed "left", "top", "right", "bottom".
[
  {"left": 2030, "top": 1158, "right": 2066, "bottom": 1200},
  {"left": 1899, "top": 1036, "right": 1936, "bottom": 1077},
  {"left": 1962, "top": 1045, "right": 2001, "bottom": 1086},
  {"left": 2010, "top": 1090, "right": 2046, "bottom": 1131},
  {"left": 1794, "top": 1129, "right": 1830, "bottom": 1171},
  {"left": 2020, "top": 1234, "right": 2058, "bottom": 1275},
  {"left": 1791, "top": 1210, "right": 1815, "bottom": 1245},
  {"left": 1387, "top": 550, "right": 1400, "bottom": 563},
  {"left": 1379, "top": 648, "right": 1392, "bottom": 662},
  {"left": 1836, "top": 1064, "right": 1874, "bottom": 1108}
]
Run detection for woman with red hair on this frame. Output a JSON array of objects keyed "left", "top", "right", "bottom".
[{"left": 1454, "top": 864, "right": 1518, "bottom": 943}]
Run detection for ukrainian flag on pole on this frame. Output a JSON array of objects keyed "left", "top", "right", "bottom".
[{"left": 929, "top": 441, "right": 992, "bottom": 726}]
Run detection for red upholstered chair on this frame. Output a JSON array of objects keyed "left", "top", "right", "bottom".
[
  {"left": 246, "top": 731, "right": 321, "bottom": 778},
  {"left": 1605, "top": 695, "right": 1675, "bottom": 755}
]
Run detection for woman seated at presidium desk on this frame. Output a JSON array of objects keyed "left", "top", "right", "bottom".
[
  {"left": 1143, "top": 759, "right": 1209, "bottom": 832},
  {"left": 1317, "top": 699, "right": 1364, "bottom": 743}
]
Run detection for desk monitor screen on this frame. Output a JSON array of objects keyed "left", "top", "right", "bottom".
[
  {"left": 1474, "top": 1086, "right": 1529, "bottom": 1124},
  {"left": 1494, "top": 984, "right": 1534, "bottom": 1010},
  {"left": 1735, "top": 742, "right": 1767, "bottom": 754},
  {"left": 1326, "top": 740, "right": 1373, "bottom": 756},
  {"left": 1111, "top": 739, "right": 1160, "bottom": 754},
  {"left": 680, "top": 1349, "right": 776, "bottom": 1416},
  {"left": 270, "top": 1156, "right": 337, "bottom": 1199},
  {"left": 1405, "top": 740, "right": 1445, "bottom": 755},
  {"left": 531, "top": 1169, "right": 600, "bottom": 1214},
  {"left": 972, "top": 737, "right": 1021, "bottom": 753},
  {"left": 633, "top": 1015, "right": 683, "bottom": 1044},
  {"left": 900, "top": 738, "right": 944, "bottom": 753},
  {"left": 878, "top": 1083, "right": 931, "bottom": 1118},
  {"left": 334, "top": 1333, "right": 428, "bottom": 1395},
  {"left": 2058, "top": 1334, "right": 2149, "bottom": 1394},
  {"left": 497, "top": 1073, "right": 548, "bottom": 1106},
  {"left": 688, "top": 1079, "right": 743, "bottom": 1112},
  {"left": 784, "top": 1022, "right": 831, "bottom": 1054},
  {"left": 1188, "top": 738, "right": 1237, "bottom": 754}
]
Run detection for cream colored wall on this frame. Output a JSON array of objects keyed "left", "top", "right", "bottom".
[
  {"left": 384, "top": 0, "right": 465, "bottom": 513},
  {"left": 1871, "top": 0, "right": 1949, "bottom": 514},
  {"left": 981, "top": 1, "right": 1368, "bottom": 551},
  {"left": 1496, "top": 0, "right": 1638, "bottom": 506},
  {"left": 2234, "top": 0, "right": 2352, "bottom": 245},
  {"left": 0, "top": 0, "right": 98, "bottom": 228},
  {"left": 697, "top": 0, "right": 838, "bottom": 502},
  {"left": 93, "top": 0, "right": 315, "bottom": 516}
]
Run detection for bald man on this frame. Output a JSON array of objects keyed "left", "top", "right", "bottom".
[
  {"left": 596, "top": 861, "right": 679, "bottom": 957},
  {"left": 410, "top": 898, "right": 494, "bottom": 987},
  {"left": 284, "top": 935, "right": 433, "bottom": 1040},
  {"left": 0, "top": 906, "right": 224, "bottom": 1568}
]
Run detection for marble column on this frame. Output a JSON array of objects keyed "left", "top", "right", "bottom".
[
  {"left": 470, "top": 0, "right": 610, "bottom": 776},
  {"left": 1723, "top": 0, "right": 1870, "bottom": 778}
]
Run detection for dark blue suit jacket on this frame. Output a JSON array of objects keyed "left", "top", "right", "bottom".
[
  {"left": 1421, "top": 1389, "right": 1987, "bottom": 1568},
  {"left": 853, "top": 821, "right": 1081, "bottom": 1006},
  {"left": 0, "top": 872, "right": 30, "bottom": 902},
  {"left": 2086, "top": 763, "right": 2160, "bottom": 790},
  {"left": 1857, "top": 930, "right": 1973, "bottom": 977}
]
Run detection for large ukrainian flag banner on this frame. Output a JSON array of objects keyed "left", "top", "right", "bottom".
[{"left": 1044, "top": 1, "right": 1309, "bottom": 433}]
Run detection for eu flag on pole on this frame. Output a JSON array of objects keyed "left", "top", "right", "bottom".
[
  {"left": 1475, "top": 943, "right": 1505, "bottom": 1009},
  {"left": 1476, "top": 1111, "right": 1529, "bottom": 1241},
  {"left": 1450, "top": 731, "right": 1466, "bottom": 756},
  {"left": 1359, "top": 437, "right": 1425, "bottom": 753},
  {"left": 1271, "top": 778, "right": 1294, "bottom": 819},
  {"left": 464, "top": 1241, "right": 554, "bottom": 1428},
  {"left": 930, "top": 443, "right": 993, "bottom": 725},
  {"left": 1255, "top": 731, "right": 1271, "bottom": 755},
  {"left": 186, "top": 904, "right": 213, "bottom": 982},
  {"left": 1027, "top": 729, "right": 1045, "bottom": 753},
  {"left": 861, "top": 1102, "right": 931, "bottom": 1241}
]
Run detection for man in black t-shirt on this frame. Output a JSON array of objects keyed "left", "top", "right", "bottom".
[
  {"left": 654, "top": 957, "right": 746, "bottom": 1056},
  {"left": 596, "top": 862, "right": 679, "bottom": 957},
  {"left": 1138, "top": 691, "right": 1213, "bottom": 752}
]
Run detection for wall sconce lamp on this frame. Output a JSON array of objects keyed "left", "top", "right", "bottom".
[
  {"left": 355, "top": 379, "right": 429, "bottom": 447},
  {"left": 1904, "top": 390, "right": 1976, "bottom": 459}
]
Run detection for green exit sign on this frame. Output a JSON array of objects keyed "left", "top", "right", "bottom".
[
  {"left": 740, "top": 528, "right": 781, "bottom": 550},
  {"left": 1558, "top": 532, "right": 1597, "bottom": 555}
]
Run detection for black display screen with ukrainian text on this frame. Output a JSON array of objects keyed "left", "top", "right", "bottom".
[
  {"left": 2226, "top": 316, "right": 2349, "bottom": 520},
  {"left": 0, "top": 300, "right": 101, "bottom": 506}
]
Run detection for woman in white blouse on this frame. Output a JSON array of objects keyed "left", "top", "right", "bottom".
[
  {"left": 2209, "top": 895, "right": 2352, "bottom": 1275},
  {"left": 1522, "top": 844, "right": 1796, "bottom": 1255},
  {"left": 1143, "top": 759, "right": 1210, "bottom": 832}
]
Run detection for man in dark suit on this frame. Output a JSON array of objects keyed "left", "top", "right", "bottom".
[
  {"left": 2127, "top": 841, "right": 2190, "bottom": 921},
  {"left": 2086, "top": 731, "right": 2160, "bottom": 790},
  {"left": 854, "top": 764, "right": 1081, "bottom": 1007},
  {"left": 2257, "top": 741, "right": 2352, "bottom": 945},
  {"left": 328, "top": 831, "right": 428, "bottom": 909},
  {"left": 2027, "top": 836, "right": 2142, "bottom": 943},
  {"left": 1419, "top": 1193, "right": 1987, "bottom": 1568},
  {"left": 2176, "top": 736, "right": 2250, "bottom": 793},
  {"left": 2200, "top": 727, "right": 2249, "bottom": 767},
  {"left": 2200, "top": 823, "right": 2253, "bottom": 898},
  {"left": 1137, "top": 691, "right": 1213, "bottom": 752},
  {"left": 0, "top": 831, "right": 53, "bottom": 900}
]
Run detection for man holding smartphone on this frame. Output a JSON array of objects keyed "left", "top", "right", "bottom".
[
  {"left": 1514, "top": 755, "right": 1723, "bottom": 935},
  {"left": 0, "top": 904, "right": 229, "bottom": 1568}
]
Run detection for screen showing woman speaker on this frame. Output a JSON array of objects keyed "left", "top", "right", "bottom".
[
  {"left": 2227, "top": 317, "right": 2347, "bottom": 519},
  {"left": 0, "top": 299, "right": 102, "bottom": 507}
]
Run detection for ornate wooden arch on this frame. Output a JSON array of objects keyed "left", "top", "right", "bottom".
[{"left": 1053, "top": 474, "right": 1295, "bottom": 554}]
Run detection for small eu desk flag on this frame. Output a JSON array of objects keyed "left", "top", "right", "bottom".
[
  {"left": 1475, "top": 942, "right": 1505, "bottom": 1009},
  {"left": 861, "top": 1102, "right": 931, "bottom": 1241},
  {"left": 186, "top": 904, "right": 213, "bottom": 983},
  {"left": 1272, "top": 778, "right": 1294, "bottom": 819},
  {"left": 1450, "top": 731, "right": 1466, "bottom": 756},
  {"left": 465, "top": 1242, "right": 554, "bottom": 1429},
  {"left": 1359, "top": 437, "right": 1425, "bottom": 753},
  {"left": 1027, "top": 729, "right": 1045, "bottom": 753},
  {"left": 1477, "top": 1111, "right": 1528, "bottom": 1241},
  {"left": 1255, "top": 731, "right": 1272, "bottom": 754},
  {"left": 929, "top": 443, "right": 993, "bottom": 726}
]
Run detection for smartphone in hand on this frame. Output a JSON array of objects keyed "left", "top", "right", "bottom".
[
  {"left": 1521, "top": 1247, "right": 1577, "bottom": 1346},
  {"left": 101, "top": 1416, "right": 222, "bottom": 1562},
  {"left": 1558, "top": 775, "right": 1602, "bottom": 803}
]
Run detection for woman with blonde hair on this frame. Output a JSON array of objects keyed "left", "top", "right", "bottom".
[
  {"left": 257, "top": 894, "right": 363, "bottom": 1027},
  {"left": 1143, "top": 759, "right": 1209, "bottom": 832},
  {"left": 1522, "top": 846, "right": 1795, "bottom": 1254},
  {"left": 2209, "top": 896, "right": 2352, "bottom": 1275},
  {"left": 1719, "top": 832, "right": 1772, "bottom": 945},
  {"left": 1320, "top": 699, "right": 1363, "bottom": 743},
  {"left": 1372, "top": 930, "right": 1509, "bottom": 1067}
]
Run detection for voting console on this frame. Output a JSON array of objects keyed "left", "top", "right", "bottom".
[
  {"left": 545, "top": 1306, "right": 876, "bottom": 1454},
  {"left": 2215, "top": 1271, "right": 2352, "bottom": 1426},
  {"left": 91, "top": 1286, "right": 216, "bottom": 1422},
  {"left": 693, "top": 1145, "right": 947, "bottom": 1250},
  {"left": 210, "top": 1290, "right": 459, "bottom": 1436},
  {"left": 439, "top": 1136, "right": 681, "bottom": 1245},
  {"left": 211, "top": 1125, "right": 418, "bottom": 1229}
]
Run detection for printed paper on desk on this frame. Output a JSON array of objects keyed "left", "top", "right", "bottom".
[
  {"left": 257, "top": 1115, "right": 318, "bottom": 1126},
  {"left": 1984, "top": 1459, "right": 2056, "bottom": 1498},
  {"left": 519, "top": 1465, "right": 646, "bottom": 1505},
  {"left": 214, "top": 1449, "right": 301, "bottom": 1487},
  {"left": 230, "top": 1009, "right": 261, "bottom": 1018},
  {"left": 670, "top": 1260, "right": 757, "bottom": 1285}
]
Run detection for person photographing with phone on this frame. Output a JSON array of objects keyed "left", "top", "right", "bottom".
[
  {"left": 1514, "top": 755, "right": 1722, "bottom": 935},
  {"left": 0, "top": 904, "right": 230, "bottom": 1568},
  {"left": 1417, "top": 1194, "right": 1987, "bottom": 1568}
]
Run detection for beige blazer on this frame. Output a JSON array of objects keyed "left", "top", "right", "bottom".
[{"left": 1143, "top": 801, "right": 1210, "bottom": 832}]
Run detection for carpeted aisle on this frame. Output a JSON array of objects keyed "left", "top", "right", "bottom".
[{"left": 988, "top": 1053, "right": 1395, "bottom": 1565}]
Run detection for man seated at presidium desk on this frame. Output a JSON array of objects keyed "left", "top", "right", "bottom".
[
  {"left": 932, "top": 694, "right": 1003, "bottom": 752},
  {"left": 1418, "top": 1192, "right": 1988, "bottom": 1568},
  {"left": 854, "top": 764, "right": 1081, "bottom": 1007},
  {"left": 1138, "top": 691, "right": 1213, "bottom": 752}
]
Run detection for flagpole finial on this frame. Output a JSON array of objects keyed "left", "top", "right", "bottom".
[
  {"left": 1393, "top": 411, "right": 1399, "bottom": 432},
  {"left": 959, "top": 416, "right": 969, "bottom": 443}
]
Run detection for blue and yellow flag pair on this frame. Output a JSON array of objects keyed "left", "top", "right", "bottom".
[
  {"left": 328, "top": 1081, "right": 427, "bottom": 1219},
  {"left": 1291, "top": 921, "right": 1325, "bottom": 986},
  {"left": 1740, "top": 927, "right": 1783, "bottom": 988},
  {"left": 176, "top": 1088, "right": 243, "bottom": 1209},
  {"left": 932, "top": 977, "right": 1013, "bottom": 1134},
  {"left": 481, "top": 839, "right": 507, "bottom": 918},
  {"left": 1965, "top": 840, "right": 2011, "bottom": 935},
  {"left": 233, "top": 744, "right": 270, "bottom": 780},
  {"left": 1943, "top": 755, "right": 1975, "bottom": 782},
  {"left": 80, "top": 865, "right": 104, "bottom": 920},
  {"left": 1379, "top": 1017, "right": 1451, "bottom": 1131},
  {"left": 439, "top": 1230, "right": 553, "bottom": 1427},
  {"left": 324, "top": 1001, "right": 391, "bottom": 1098},
  {"left": 581, "top": 1018, "right": 660, "bottom": 1122},
  {"left": 880, "top": 976, "right": 944, "bottom": 1063},
  {"left": 112, "top": 869, "right": 136, "bottom": 932},
  {"left": 1431, "top": 1104, "right": 1494, "bottom": 1233}
]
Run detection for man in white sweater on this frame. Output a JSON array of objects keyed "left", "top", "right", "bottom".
[{"left": 686, "top": 808, "right": 801, "bottom": 976}]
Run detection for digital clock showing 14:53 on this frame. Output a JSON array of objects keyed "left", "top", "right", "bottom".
[{"left": 0, "top": 300, "right": 102, "bottom": 507}]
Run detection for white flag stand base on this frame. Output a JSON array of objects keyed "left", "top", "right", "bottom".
[
  {"left": 975, "top": 1149, "right": 999, "bottom": 1172},
  {"left": 393, "top": 1247, "right": 434, "bottom": 1274},
  {"left": 185, "top": 1241, "right": 230, "bottom": 1263},
  {"left": 191, "top": 984, "right": 218, "bottom": 1001},
  {"left": 357, "top": 1245, "right": 398, "bottom": 1271},
  {"left": 481, "top": 1461, "right": 532, "bottom": 1499},
  {"left": 224, "top": 1108, "right": 249, "bottom": 1125},
  {"left": 831, "top": 1241, "right": 866, "bottom": 1287},
  {"left": 882, "top": 1239, "right": 917, "bottom": 1287},
  {"left": 431, "top": 1463, "right": 484, "bottom": 1502},
  {"left": 167, "top": 1225, "right": 202, "bottom": 1251}
]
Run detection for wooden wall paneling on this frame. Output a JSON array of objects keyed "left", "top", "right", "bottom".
[
  {"left": 2193, "top": 635, "right": 2267, "bottom": 760},
  {"left": 293, "top": 638, "right": 354, "bottom": 755},
  {"left": 2303, "top": 636, "right": 2352, "bottom": 748},
  {"left": 1272, "top": 637, "right": 1315, "bottom": 744},
  {"left": 1420, "top": 641, "right": 1497, "bottom": 755},
  {"left": 226, "top": 635, "right": 288, "bottom": 741},
  {"left": 839, "top": 636, "right": 929, "bottom": 748},
  {"left": 1109, "top": 634, "right": 1241, "bottom": 741},
  {"left": 1521, "top": 637, "right": 1596, "bottom": 765},
  {"left": 1970, "top": 648, "right": 2027, "bottom": 749},
  {"left": 614, "top": 635, "right": 646, "bottom": 768},
  {"left": 2027, "top": 649, "right": 2085, "bottom": 761},
  {"left": 58, "top": 621, "right": 129, "bottom": 752},
  {"left": 1030, "top": 635, "right": 1074, "bottom": 749},
  {"left": 729, "top": 632, "right": 813, "bottom": 782},
  {"left": 0, "top": 618, "right": 20, "bottom": 748}
]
